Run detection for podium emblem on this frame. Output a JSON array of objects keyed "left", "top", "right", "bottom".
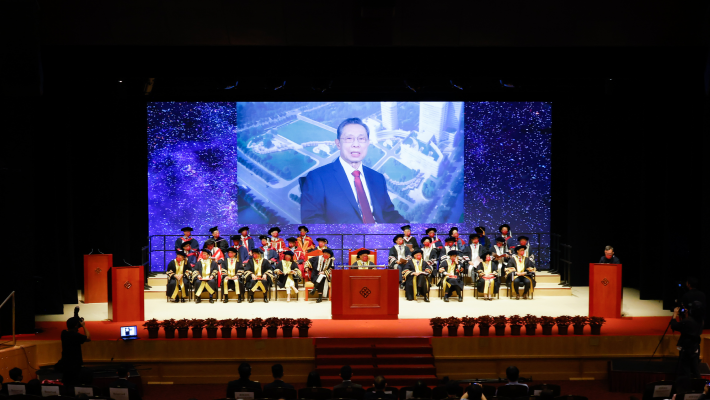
[
  {"left": 602, "top": 278, "right": 609, "bottom": 286},
  {"left": 95, "top": 268, "right": 102, "bottom": 274},
  {"left": 124, "top": 281, "right": 132, "bottom": 289},
  {"left": 359, "top": 287, "right": 372, "bottom": 298}
]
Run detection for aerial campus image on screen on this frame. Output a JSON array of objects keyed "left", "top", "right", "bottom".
[{"left": 236, "top": 102, "right": 465, "bottom": 224}]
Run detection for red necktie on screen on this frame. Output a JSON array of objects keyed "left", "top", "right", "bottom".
[{"left": 352, "top": 170, "right": 375, "bottom": 224}]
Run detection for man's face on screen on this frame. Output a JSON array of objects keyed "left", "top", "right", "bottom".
[{"left": 336, "top": 124, "right": 369, "bottom": 164}]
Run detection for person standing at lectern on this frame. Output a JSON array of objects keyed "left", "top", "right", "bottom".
[
  {"left": 300, "top": 117, "right": 406, "bottom": 224},
  {"left": 599, "top": 246, "right": 620, "bottom": 264}
]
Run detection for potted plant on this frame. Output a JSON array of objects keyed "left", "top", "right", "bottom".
[
  {"left": 176, "top": 318, "right": 190, "bottom": 338},
  {"left": 523, "top": 314, "right": 539, "bottom": 335},
  {"left": 539, "top": 316, "right": 555, "bottom": 335},
  {"left": 493, "top": 315, "right": 507, "bottom": 336},
  {"left": 250, "top": 318, "right": 265, "bottom": 338},
  {"left": 235, "top": 318, "right": 249, "bottom": 338},
  {"left": 143, "top": 319, "right": 160, "bottom": 339},
  {"left": 476, "top": 315, "right": 494, "bottom": 336},
  {"left": 429, "top": 317, "right": 445, "bottom": 337},
  {"left": 281, "top": 318, "right": 296, "bottom": 338},
  {"left": 461, "top": 316, "right": 477, "bottom": 337},
  {"left": 297, "top": 318, "right": 312, "bottom": 337},
  {"left": 160, "top": 319, "right": 176, "bottom": 339},
  {"left": 589, "top": 316, "right": 606, "bottom": 335},
  {"left": 205, "top": 318, "right": 219, "bottom": 338},
  {"left": 571, "top": 315, "right": 588, "bottom": 335},
  {"left": 445, "top": 317, "right": 461, "bottom": 337},
  {"left": 189, "top": 318, "right": 206, "bottom": 338},
  {"left": 219, "top": 319, "right": 235, "bottom": 338},
  {"left": 555, "top": 315, "right": 572, "bottom": 335},
  {"left": 265, "top": 317, "right": 281, "bottom": 338},
  {"left": 508, "top": 315, "right": 524, "bottom": 336}
]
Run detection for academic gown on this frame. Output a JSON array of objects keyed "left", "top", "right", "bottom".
[
  {"left": 244, "top": 257, "right": 273, "bottom": 294},
  {"left": 403, "top": 259, "right": 431, "bottom": 300},
  {"left": 476, "top": 260, "right": 501, "bottom": 295},
  {"left": 505, "top": 256, "right": 536, "bottom": 296},
  {"left": 239, "top": 236, "right": 256, "bottom": 252},
  {"left": 420, "top": 246, "right": 440, "bottom": 283},
  {"left": 166, "top": 259, "right": 192, "bottom": 299},
  {"left": 439, "top": 259, "right": 464, "bottom": 297},
  {"left": 296, "top": 236, "right": 315, "bottom": 253},
  {"left": 402, "top": 236, "right": 420, "bottom": 252},
  {"left": 388, "top": 245, "right": 412, "bottom": 283},
  {"left": 268, "top": 237, "right": 287, "bottom": 260},
  {"left": 491, "top": 244, "right": 511, "bottom": 267},
  {"left": 274, "top": 260, "right": 302, "bottom": 290},
  {"left": 175, "top": 236, "right": 199, "bottom": 252},
  {"left": 221, "top": 257, "right": 245, "bottom": 296},
  {"left": 306, "top": 256, "right": 333, "bottom": 295},
  {"left": 351, "top": 260, "right": 375, "bottom": 269},
  {"left": 260, "top": 246, "right": 280, "bottom": 265},
  {"left": 210, "top": 236, "right": 229, "bottom": 253},
  {"left": 192, "top": 259, "right": 218, "bottom": 297}
]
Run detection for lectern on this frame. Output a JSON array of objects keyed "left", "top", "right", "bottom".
[
  {"left": 84, "top": 254, "right": 112, "bottom": 303},
  {"left": 331, "top": 269, "right": 399, "bottom": 320},
  {"left": 589, "top": 263, "right": 622, "bottom": 318},
  {"left": 108, "top": 266, "right": 144, "bottom": 322}
]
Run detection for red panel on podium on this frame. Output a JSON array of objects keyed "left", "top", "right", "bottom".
[
  {"left": 589, "top": 263, "right": 622, "bottom": 318},
  {"left": 331, "top": 269, "right": 399, "bottom": 320},
  {"left": 83, "top": 254, "right": 112, "bottom": 303},
  {"left": 108, "top": 266, "right": 144, "bottom": 322}
]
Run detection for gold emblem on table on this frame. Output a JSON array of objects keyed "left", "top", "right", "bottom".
[
  {"left": 602, "top": 278, "right": 609, "bottom": 286},
  {"left": 359, "top": 287, "right": 371, "bottom": 298},
  {"left": 95, "top": 268, "right": 102, "bottom": 274},
  {"left": 124, "top": 281, "right": 132, "bottom": 289}
]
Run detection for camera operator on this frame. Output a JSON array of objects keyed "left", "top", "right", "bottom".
[
  {"left": 681, "top": 277, "right": 706, "bottom": 311},
  {"left": 671, "top": 301, "right": 704, "bottom": 378},
  {"left": 56, "top": 307, "right": 91, "bottom": 385}
]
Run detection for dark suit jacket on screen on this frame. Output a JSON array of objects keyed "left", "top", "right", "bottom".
[{"left": 300, "top": 159, "right": 406, "bottom": 224}]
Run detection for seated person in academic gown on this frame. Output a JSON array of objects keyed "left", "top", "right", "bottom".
[
  {"left": 244, "top": 248, "right": 274, "bottom": 303},
  {"left": 179, "top": 241, "right": 199, "bottom": 268},
  {"left": 192, "top": 248, "right": 219, "bottom": 303},
  {"left": 287, "top": 237, "right": 307, "bottom": 279},
  {"left": 505, "top": 245, "right": 536, "bottom": 300},
  {"left": 403, "top": 249, "right": 431, "bottom": 302},
  {"left": 476, "top": 252, "right": 500, "bottom": 300},
  {"left": 258, "top": 235, "right": 280, "bottom": 266},
  {"left": 401, "top": 225, "right": 419, "bottom": 252},
  {"left": 475, "top": 227, "right": 489, "bottom": 250},
  {"left": 352, "top": 249, "right": 376, "bottom": 268},
  {"left": 166, "top": 250, "right": 192, "bottom": 302},
  {"left": 208, "top": 226, "right": 229, "bottom": 253},
  {"left": 275, "top": 251, "right": 302, "bottom": 302},
  {"left": 205, "top": 239, "right": 225, "bottom": 285},
  {"left": 268, "top": 227, "right": 286, "bottom": 260},
  {"left": 388, "top": 234, "right": 412, "bottom": 287},
  {"left": 598, "top": 245, "right": 620, "bottom": 264},
  {"left": 462, "top": 234, "right": 486, "bottom": 278},
  {"left": 448, "top": 227, "right": 466, "bottom": 248},
  {"left": 425, "top": 228, "right": 444, "bottom": 250},
  {"left": 491, "top": 237, "right": 511, "bottom": 268},
  {"left": 306, "top": 248, "right": 335, "bottom": 303},
  {"left": 315, "top": 237, "right": 329, "bottom": 251},
  {"left": 175, "top": 226, "right": 199, "bottom": 252},
  {"left": 439, "top": 250, "right": 465, "bottom": 302},
  {"left": 226, "top": 363, "right": 262, "bottom": 399},
  {"left": 420, "top": 237, "right": 440, "bottom": 285},
  {"left": 499, "top": 224, "right": 513, "bottom": 248},
  {"left": 230, "top": 235, "right": 251, "bottom": 265},
  {"left": 237, "top": 226, "right": 256, "bottom": 253},
  {"left": 221, "top": 247, "right": 245, "bottom": 303},
  {"left": 515, "top": 236, "right": 535, "bottom": 266},
  {"left": 296, "top": 226, "right": 316, "bottom": 253}
]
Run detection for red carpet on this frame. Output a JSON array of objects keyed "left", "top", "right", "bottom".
[{"left": 17, "top": 317, "right": 685, "bottom": 341}]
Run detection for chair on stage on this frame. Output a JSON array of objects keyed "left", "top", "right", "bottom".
[
  {"left": 437, "top": 279, "right": 464, "bottom": 301},
  {"left": 333, "top": 386, "right": 365, "bottom": 400},
  {"left": 165, "top": 276, "right": 192, "bottom": 303},
  {"left": 303, "top": 250, "right": 331, "bottom": 302},
  {"left": 298, "top": 387, "right": 332, "bottom": 400},
  {"left": 506, "top": 274, "right": 534, "bottom": 300},
  {"left": 641, "top": 380, "right": 674, "bottom": 400},
  {"left": 530, "top": 383, "right": 561, "bottom": 397},
  {"left": 347, "top": 248, "right": 378, "bottom": 267},
  {"left": 263, "top": 387, "right": 297, "bottom": 400},
  {"left": 495, "top": 384, "right": 528, "bottom": 399}
]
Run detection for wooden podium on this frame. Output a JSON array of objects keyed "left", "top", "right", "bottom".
[
  {"left": 108, "top": 266, "right": 144, "bottom": 322},
  {"left": 331, "top": 269, "right": 399, "bottom": 320},
  {"left": 589, "top": 263, "right": 622, "bottom": 318},
  {"left": 83, "top": 254, "right": 112, "bottom": 303}
]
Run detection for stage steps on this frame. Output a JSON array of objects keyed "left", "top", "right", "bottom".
[
  {"left": 145, "top": 271, "right": 570, "bottom": 300},
  {"left": 314, "top": 338, "right": 438, "bottom": 387}
]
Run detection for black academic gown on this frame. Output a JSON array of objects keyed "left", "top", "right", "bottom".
[
  {"left": 211, "top": 236, "right": 229, "bottom": 253},
  {"left": 403, "top": 259, "right": 431, "bottom": 300},
  {"left": 462, "top": 243, "right": 486, "bottom": 277},
  {"left": 307, "top": 256, "right": 333, "bottom": 293},
  {"left": 192, "top": 259, "right": 218, "bottom": 297},
  {"left": 476, "top": 260, "right": 501, "bottom": 295},
  {"left": 351, "top": 260, "right": 375, "bottom": 269},
  {"left": 506, "top": 256, "right": 536, "bottom": 296},
  {"left": 221, "top": 257, "right": 245, "bottom": 297},
  {"left": 389, "top": 245, "right": 412, "bottom": 283},
  {"left": 402, "top": 235, "right": 420, "bottom": 251},
  {"left": 175, "top": 236, "right": 199, "bottom": 252},
  {"left": 275, "top": 260, "right": 302, "bottom": 288},
  {"left": 439, "top": 259, "right": 464, "bottom": 297},
  {"left": 244, "top": 257, "right": 273, "bottom": 293},
  {"left": 166, "top": 259, "right": 192, "bottom": 299}
]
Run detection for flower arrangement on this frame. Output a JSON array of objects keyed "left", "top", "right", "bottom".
[
  {"left": 143, "top": 318, "right": 160, "bottom": 329},
  {"left": 588, "top": 316, "right": 606, "bottom": 326},
  {"left": 234, "top": 318, "right": 250, "bottom": 328},
  {"left": 159, "top": 318, "right": 176, "bottom": 329},
  {"left": 204, "top": 318, "right": 219, "bottom": 328},
  {"left": 508, "top": 315, "right": 524, "bottom": 326},
  {"left": 571, "top": 315, "right": 589, "bottom": 325},
  {"left": 249, "top": 318, "right": 265, "bottom": 328},
  {"left": 175, "top": 318, "right": 190, "bottom": 329},
  {"left": 265, "top": 317, "right": 282, "bottom": 328},
  {"left": 539, "top": 316, "right": 556, "bottom": 326},
  {"left": 219, "top": 319, "right": 235, "bottom": 328},
  {"left": 476, "top": 315, "right": 495, "bottom": 326},
  {"left": 522, "top": 314, "right": 539, "bottom": 326},
  {"left": 493, "top": 315, "right": 508, "bottom": 326},
  {"left": 281, "top": 318, "right": 297, "bottom": 328},
  {"left": 444, "top": 317, "right": 461, "bottom": 328},
  {"left": 429, "top": 317, "right": 445, "bottom": 327},
  {"left": 189, "top": 319, "right": 206, "bottom": 329},
  {"left": 555, "top": 315, "right": 572, "bottom": 326},
  {"left": 461, "top": 316, "right": 477, "bottom": 327},
  {"left": 296, "top": 318, "right": 312, "bottom": 328}
]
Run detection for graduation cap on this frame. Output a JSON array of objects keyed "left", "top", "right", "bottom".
[
  {"left": 411, "top": 249, "right": 423, "bottom": 256},
  {"left": 499, "top": 224, "right": 511, "bottom": 232},
  {"left": 230, "top": 235, "right": 241, "bottom": 243},
  {"left": 176, "top": 250, "right": 187, "bottom": 258},
  {"left": 514, "top": 245, "right": 526, "bottom": 253},
  {"left": 238, "top": 226, "right": 250, "bottom": 234},
  {"left": 180, "top": 227, "right": 193, "bottom": 232},
  {"left": 268, "top": 227, "right": 281, "bottom": 235},
  {"left": 204, "top": 239, "right": 216, "bottom": 247},
  {"left": 401, "top": 225, "right": 411, "bottom": 232},
  {"left": 425, "top": 228, "right": 437, "bottom": 234},
  {"left": 258, "top": 235, "right": 269, "bottom": 241},
  {"left": 201, "top": 248, "right": 212, "bottom": 254},
  {"left": 448, "top": 227, "right": 459, "bottom": 235},
  {"left": 469, "top": 234, "right": 480, "bottom": 241},
  {"left": 180, "top": 241, "right": 192, "bottom": 248},
  {"left": 286, "top": 237, "right": 298, "bottom": 243},
  {"left": 357, "top": 249, "right": 371, "bottom": 257},
  {"left": 495, "top": 237, "right": 506, "bottom": 243},
  {"left": 283, "top": 250, "right": 294, "bottom": 258},
  {"left": 517, "top": 236, "right": 529, "bottom": 242},
  {"left": 420, "top": 236, "right": 432, "bottom": 244},
  {"left": 209, "top": 226, "right": 219, "bottom": 233},
  {"left": 251, "top": 248, "right": 263, "bottom": 254},
  {"left": 316, "top": 237, "right": 328, "bottom": 244},
  {"left": 447, "top": 250, "right": 459, "bottom": 257},
  {"left": 444, "top": 236, "right": 456, "bottom": 243},
  {"left": 393, "top": 234, "right": 405, "bottom": 243},
  {"left": 475, "top": 227, "right": 486, "bottom": 235},
  {"left": 226, "top": 247, "right": 238, "bottom": 254},
  {"left": 322, "top": 248, "right": 334, "bottom": 257},
  {"left": 298, "top": 226, "right": 309, "bottom": 232},
  {"left": 481, "top": 251, "right": 493, "bottom": 260}
]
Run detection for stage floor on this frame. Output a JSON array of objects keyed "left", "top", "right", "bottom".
[{"left": 36, "top": 287, "right": 668, "bottom": 322}]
